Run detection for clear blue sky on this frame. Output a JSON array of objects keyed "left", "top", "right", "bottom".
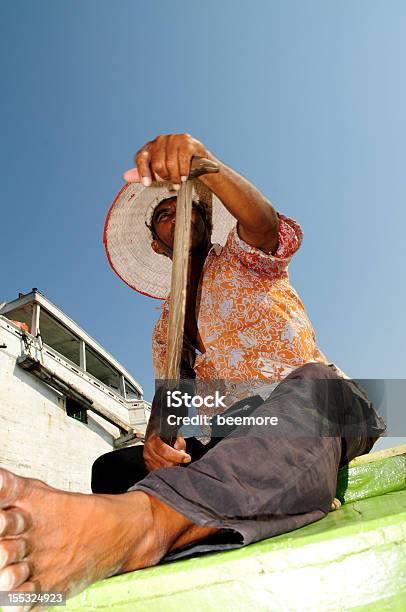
[{"left": 1, "top": 0, "right": 405, "bottom": 422}]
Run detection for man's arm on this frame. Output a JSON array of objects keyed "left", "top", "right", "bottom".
[
  {"left": 200, "top": 149, "right": 279, "bottom": 254},
  {"left": 124, "top": 133, "right": 279, "bottom": 254}
]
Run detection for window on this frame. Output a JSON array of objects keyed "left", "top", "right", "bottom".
[
  {"left": 66, "top": 398, "right": 88, "bottom": 424},
  {"left": 125, "top": 380, "right": 141, "bottom": 400},
  {"left": 39, "top": 310, "right": 81, "bottom": 366},
  {"left": 85, "top": 346, "right": 121, "bottom": 394}
]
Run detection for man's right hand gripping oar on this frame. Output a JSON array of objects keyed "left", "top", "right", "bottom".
[{"left": 143, "top": 385, "right": 191, "bottom": 471}]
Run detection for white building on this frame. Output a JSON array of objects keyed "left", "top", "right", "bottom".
[{"left": 0, "top": 289, "right": 150, "bottom": 493}]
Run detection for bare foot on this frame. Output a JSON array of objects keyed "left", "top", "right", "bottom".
[
  {"left": 0, "top": 467, "right": 219, "bottom": 611},
  {"left": 0, "top": 468, "right": 161, "bottom": 610},
  {"left": 330, "top": 497, "right": 342, "bottom": 511}
]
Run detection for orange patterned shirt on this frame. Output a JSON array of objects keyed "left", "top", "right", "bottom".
[{"left": 152, "top": 213, "right": 329, "bottom": 390}]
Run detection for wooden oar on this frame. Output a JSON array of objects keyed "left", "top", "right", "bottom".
[{"left": 163, "top": 156, "right": 219, "bottom": 445}]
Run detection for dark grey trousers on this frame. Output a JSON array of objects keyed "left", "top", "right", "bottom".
[{"left": 92, "top": 363, "right": 386, "bottom": 560}]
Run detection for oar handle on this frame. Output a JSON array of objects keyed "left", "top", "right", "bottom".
[
  {"left": 188, "top": 157, "right": 219, "bottom": 179},
  {"left": 162, "top": 156, "right": 218, "bottom": 448}
]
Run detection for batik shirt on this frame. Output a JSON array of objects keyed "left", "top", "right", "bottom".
[{"left": 152, "top": 213, "right": 336, "bottom": 438}]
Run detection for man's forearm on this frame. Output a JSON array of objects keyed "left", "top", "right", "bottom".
[{"left": 199, "top": 151, "right": 279, "bottom": 254}]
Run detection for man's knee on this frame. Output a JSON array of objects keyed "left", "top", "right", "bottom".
[
  {"left": 91, "top": 446, "right": 147, "bottom": 494},
  {"left": 91, "top": 451, "right": 117, "bottom": 493},
  {"left": 285, "top": 362, "right": 337, "bottom": 381}
]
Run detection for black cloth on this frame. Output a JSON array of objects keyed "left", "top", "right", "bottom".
[{"left": 91, "top": 363, "right": 386, "bottom": 560}]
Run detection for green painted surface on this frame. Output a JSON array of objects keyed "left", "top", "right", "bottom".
[
  {"left": 59, "top": 450, "right": 406, "bottom": 612},
  {"left": 337, "top": 453, "right": 406, "bottom": 504}
]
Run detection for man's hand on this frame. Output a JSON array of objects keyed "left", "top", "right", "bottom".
[
  {"left": 143, "top": 433, "right": 191, "bottom": 472},
  {"left": 123, "top": 133, "right": 279, "bottom": 254},
  {"left": 123, "top": 133, "right": 208, "bottom": 188}
]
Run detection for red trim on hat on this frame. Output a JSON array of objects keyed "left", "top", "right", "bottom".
[{"left": 103, "top": 183, "right": 164, "bottom": 300}]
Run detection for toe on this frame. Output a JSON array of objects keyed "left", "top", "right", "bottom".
[
  {"left": 0, "top": 560, "right": 31, "bottom": 590},
  {"left": 0, "top": 538, "right": 29, "bottom": 568},
  {"left": 0, "top": 509, "right": 30, "bottom": 537},
  {"left": 0, "top": 470, "right": 27, "bottom": 509},
  {"left": 2, "top": 581, "right": 37, "bottom": 612}
]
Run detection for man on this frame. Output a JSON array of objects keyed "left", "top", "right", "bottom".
[{"left": 0, "top": 134, "right": 384, "bottom": 606}]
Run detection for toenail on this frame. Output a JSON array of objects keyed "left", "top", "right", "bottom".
[
  {"left": 0, "top": 568, "right": 13, "bottom": 590},
  {"left": 0, "top": 511, "right": 26, "bottom": 536}
]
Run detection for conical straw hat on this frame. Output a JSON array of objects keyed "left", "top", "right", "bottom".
[{"left": 104, "top": 180, "right": 235, "bottom": 299}]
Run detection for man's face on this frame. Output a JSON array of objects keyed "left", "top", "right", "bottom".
[{"left": 150, "top": 197, "right": 210, "bottom": 257}]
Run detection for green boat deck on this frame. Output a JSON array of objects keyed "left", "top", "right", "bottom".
[{"left": 57, "top": 445, "right": 406, "bottom": 611}]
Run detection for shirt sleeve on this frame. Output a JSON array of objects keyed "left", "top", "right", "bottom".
[{"left": 227, "top": 212, "right": 303, "bottom": 277}]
